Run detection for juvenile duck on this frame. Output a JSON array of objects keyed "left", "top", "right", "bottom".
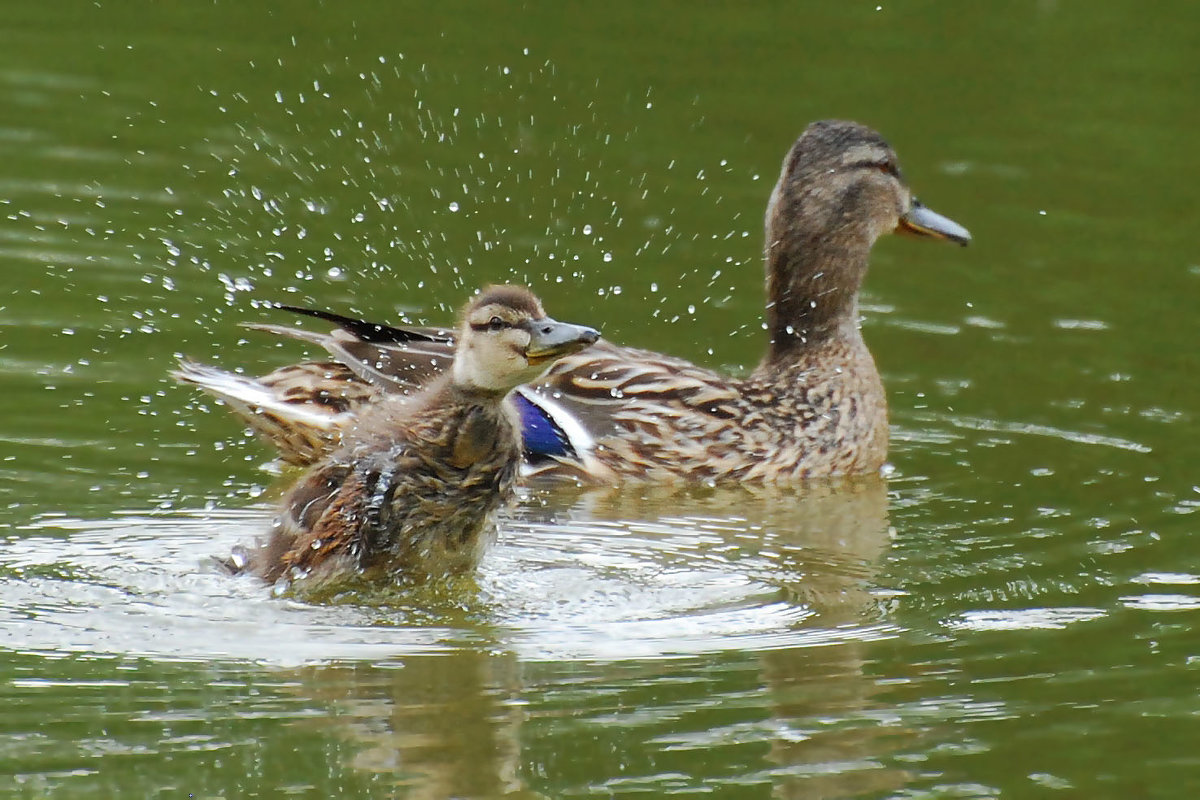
[
  {"left": 239, "top": 285, "right": 599, "bottom": 590},
  {"left": 176, "top": 120, "right": 969, "bottom": 482}
]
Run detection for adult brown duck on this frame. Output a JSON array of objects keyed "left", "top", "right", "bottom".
[{"left": 176, "top": 120, "right": 969, "bottom": 483}]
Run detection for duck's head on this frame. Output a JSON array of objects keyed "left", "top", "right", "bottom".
[
  {"left": 764, "top": 120, "right": 970, "bottom": 350},
  {"left": 767, "top": 119, "right": 970, "bottom": 250},
  {"left": 452, "top": 285, "right": 600, "bottom": 394}
]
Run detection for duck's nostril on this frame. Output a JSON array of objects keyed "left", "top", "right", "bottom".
[{"left": 541, "top": 325, "right": 553, "bottom": 334}]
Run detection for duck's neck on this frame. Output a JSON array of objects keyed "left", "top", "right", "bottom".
[
  {"left": 367, "top": 376, "right": 517, "bottom": 468},
  {"left": 762, "top": 230, "right": 871, "bottom": 363},
  {"left": 444, "top": 376, "right": 508, "bottom": 405}
]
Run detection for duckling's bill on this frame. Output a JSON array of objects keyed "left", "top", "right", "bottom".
[
  {"left": 898, "top": 200, "right": 971, "bottom": 246},
  {"left": 524, "top": 319, "right": 600, "bottom": 365}
]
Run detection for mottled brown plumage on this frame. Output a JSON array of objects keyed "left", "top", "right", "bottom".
[
  {"left": 174, "top": 358, "right": 369, "bottom": 466},
  {"left": 254, "top": 381, "right": 523, "bottom": 588},
  {"left": 533, "top": 337, "right": 887, "bottom": 481},
  {"left": 176, "top": 120, "right": 969, "bottom": 484},
  {"left": 231, "top": 286, "right": 599, "bottom": 592}
]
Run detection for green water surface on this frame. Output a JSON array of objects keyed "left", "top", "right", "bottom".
[{"left": 2, "top": 2, "right": 1198, "bottom": 797}]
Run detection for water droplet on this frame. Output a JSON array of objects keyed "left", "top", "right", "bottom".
[{"left": 449, "top": 201, "right": 460, "bottom": 212}]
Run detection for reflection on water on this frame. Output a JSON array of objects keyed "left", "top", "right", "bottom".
[
  {"left": 763, "top": 644, "right": 910, "bottom": 800},
  {"left": 522, "top": 478, "right": 892, "bottom": 624},
  {"left": 262, "top": 480, "right": 910, "bottom": 798},
  {"left": 0, "top": 481, "right": 904, "bottom": 796},
  {"left": 293, "top": 655, "right": 528, "bottom": 799},
  {"left": 0, "top": 480, "right": 892, "bottom": 663},
  {"left": 285, "top": 640, "right": 915, "bottom": 798}
]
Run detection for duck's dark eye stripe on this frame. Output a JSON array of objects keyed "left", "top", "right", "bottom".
[
  {"left": 849, "top": 160, "right": 897, "bottom": 177},
  {"left": 470, "top": 317, "right": 514, "bottom": 332}
]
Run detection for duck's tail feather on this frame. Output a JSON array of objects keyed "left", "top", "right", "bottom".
[{"left": 172, "top": 358, "right": 356, "bottom": 465}]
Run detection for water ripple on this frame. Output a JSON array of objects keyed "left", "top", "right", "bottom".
[
  {"left": 0, "top": 481, "right": 897, "bottom": 665},
  {"left": 923, "top": 413, "right": 1152, "bottom": 454}
]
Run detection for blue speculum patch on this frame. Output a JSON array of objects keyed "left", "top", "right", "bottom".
[{"left": 512, "top": 392, "right": 573, "bottom": 459}]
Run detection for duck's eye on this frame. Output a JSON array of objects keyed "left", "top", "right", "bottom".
[
  {"left": 469, "top": 316, "right": 515, "bottom": 333},
  {"left": 849, "top": 159, "right": 897, "bottom": 177}
]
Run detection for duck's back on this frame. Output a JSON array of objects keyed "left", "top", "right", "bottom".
[{"left": 521, "top": 335, "right": 886, "bottom": 482}]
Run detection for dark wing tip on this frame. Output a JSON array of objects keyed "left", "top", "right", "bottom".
[{"left": 272, "top": 304, "right": 453, "bottom": 344}]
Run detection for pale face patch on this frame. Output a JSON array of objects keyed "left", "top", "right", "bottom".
[{"left": 454, "top": 304, "right": 539, "bottom": 393}]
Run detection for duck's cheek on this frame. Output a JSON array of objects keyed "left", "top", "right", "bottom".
[{"left": 499, "top": 349, "right": 543, "bottom": 382}]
